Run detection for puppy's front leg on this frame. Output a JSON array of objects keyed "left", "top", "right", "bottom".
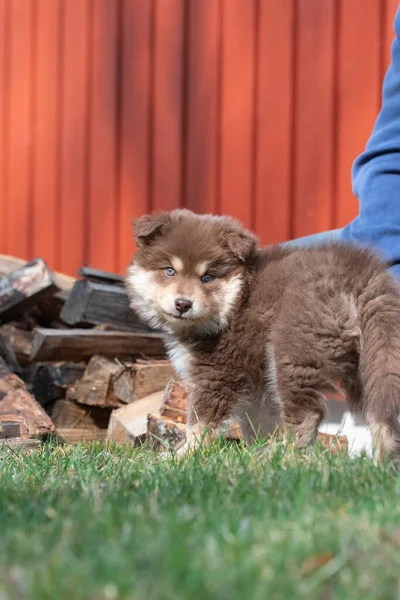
[
  {"left": 172, "top": 383, "right": 236, "bottom": 458},
  {"left": 174, "top": 420, "right": 214, "bottom": 458}
]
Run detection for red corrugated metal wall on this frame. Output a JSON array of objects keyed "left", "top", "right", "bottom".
[{"left": 0, "top": 0, "right": 398, "bottom": 276}]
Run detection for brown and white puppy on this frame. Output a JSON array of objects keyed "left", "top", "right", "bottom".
[{"left": 127, "top": 209, "right": 400, "bottom": 462}]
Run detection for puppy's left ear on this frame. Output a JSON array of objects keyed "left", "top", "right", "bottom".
[
  {"left": 133, "top": 212, "right": 170, "bottom": 247},
  {"left": 226, "top": 230, "right": 259, "bottom": 263}
]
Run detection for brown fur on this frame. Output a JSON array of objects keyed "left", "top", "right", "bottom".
[{"left": 127, "top": 209, "right": 400, "bottom": 462}]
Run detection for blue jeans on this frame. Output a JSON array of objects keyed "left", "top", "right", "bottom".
[{"left": 283, "top": 228, "right": 342, "bottom": 249}]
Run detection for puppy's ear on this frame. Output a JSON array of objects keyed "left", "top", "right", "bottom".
[
  {"left": 226, "top": 230, "right": 259, "bottom": 263},
  {"left": 133, "top": 212, "right": 170, "bottom": 247}
]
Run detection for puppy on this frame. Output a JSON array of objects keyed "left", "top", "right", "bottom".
[{"left": 126, "top": 209, "right": 400, "bottom": 462}]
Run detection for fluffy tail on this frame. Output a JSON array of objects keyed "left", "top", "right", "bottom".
[{"left": 358, "top": 273, "right": 400, "bottom": 460}]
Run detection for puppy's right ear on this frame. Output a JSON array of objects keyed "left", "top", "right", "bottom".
[{"left": 133, "top": 212, "right": 170, "bottom": 247}]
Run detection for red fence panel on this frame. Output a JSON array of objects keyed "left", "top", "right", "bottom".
[
  {"left": 88, "top": 0, "right": 118, "bottom": 271},
  {"left": 59, "top": 0, "right": 91, "bottom": 276},
  {"left": 255, "top": 0, "right": 294, "bottom": 245},
  {"left": 7, "top": 0, "right": 34, "bottom": 259},
  {"left": 335, "top": 0, "right": 382, "bottom": 229},
  {"left": 292, "top": 0, "right": 336, "bottom": 238},
  {"left": 151, "top": 0, "right": 184, "bottom": 213},
  {"left": 118, "top": 0, "right": 153, "bottom": 271},
  {"left": 0, "top": 0, "right": 7, "bottom": 249},
  {"left": 219, "top": 0, "right": 256, "bottom": 230},
  {"left": 33, "top": 0, "right": 61, "bottom": 266},
  {"left": 185, "top": 0, "right": 220, "bottom": 217},
  {"left": 0, "top": 0, "right": 398, "bottom": 275}
]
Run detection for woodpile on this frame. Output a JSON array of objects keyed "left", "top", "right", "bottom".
[
  {"left": 0, "top": 255, "right": 348, "bottom": 454},
  {"left": 0, "top": 255, "right": 169, "bottom": 447}
]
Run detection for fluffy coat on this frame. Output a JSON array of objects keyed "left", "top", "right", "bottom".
[{"left": 127, "top": 209, "right": 400, "bottom": 461}]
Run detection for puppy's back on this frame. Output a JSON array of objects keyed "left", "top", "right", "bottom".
[{"left": 264, "top": 241, "right": 400, "bottom": 461}]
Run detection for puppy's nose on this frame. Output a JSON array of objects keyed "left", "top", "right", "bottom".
[{"left": 175, "top": 297, "right": 193, "bottom": 314}]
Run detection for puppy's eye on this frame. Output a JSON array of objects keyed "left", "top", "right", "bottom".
[
  {"left": 201, "top": 274, "right": 214, "bottom": 283},
  {"left": 164, "top": 268, "right": 176, "bottom": 277}
]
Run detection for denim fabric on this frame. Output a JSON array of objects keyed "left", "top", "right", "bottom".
[{"left": 340, "top": 6, "right": 400, "bottom": 282}]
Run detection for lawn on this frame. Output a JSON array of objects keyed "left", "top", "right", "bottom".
[{"left": 1, "top": 439, "right": 400, "bottom": 600}]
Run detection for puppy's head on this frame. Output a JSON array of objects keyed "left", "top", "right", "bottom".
[{"left": 126, "top": 209, "right": 258, "bottom": 336}]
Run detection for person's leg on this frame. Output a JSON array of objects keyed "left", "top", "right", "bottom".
[{"left": 282, "top": 228, "right": 342, "bottom": 249}]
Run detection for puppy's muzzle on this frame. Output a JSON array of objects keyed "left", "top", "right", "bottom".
[{"left": 175, "top": 297, "right": 193, "bottom": 314}]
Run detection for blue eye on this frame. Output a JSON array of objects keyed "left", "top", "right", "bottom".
[
  {"left": 164, "top": 268, "right": 176, "bottom": 277},
  {"left": 201, "top": 274, "right": 214, "bottom": 283}
]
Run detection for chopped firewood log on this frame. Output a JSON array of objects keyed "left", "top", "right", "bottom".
[
  {"left": 32, "top": 362, "right": 86, "bottom": 406},
  {"left": 159, "top": 381, "right": 243, "bottom": 440},
  {"left": 0, "top": 411, "right": 29, "bottom": 438},
  {"left": 147, "top": 413, "right": 186, "bottom": 450},
  {"left": 55, "top": 428, "right": 108, "bottom": 444},
  {"left": 0, "top": 438, "right": 42, "bottom": 450},
  {"left": 0, "top": 329, "right": 21, "bottom": 374},
  {"left": 225, "top": 420, "right": 244, "bottom": 441},
  {"left": 0, "top": 258, "right": 59, "bottom": 321},
  {"left": 50, "top": 398, "right": 111, "bottom": 431},
  {"left": 107, "top": 391, "right": 164, "bottom": 444},
  {"left": 0, "top": 358, "right": 55, "bottom": 437},
  {"left": 29, "top": 328, "right": 165, "bottom": 362},
  {"left": 0, "top": 254, "right": 75, "bottom": 291},
  {"left": 130, "top": 359, "right": 175, "bottom": 401},
  {"left": 317, "top": 432, "right": 348, "bottom": 454},
  {"left": 160, "top": 380, "right": 190, "bottom": 423},
  {"left": 67, "top": 355, "right": 130, "bottom": 408},
  {"left": 280, "top": 423, "right": 349, "bottom": 454},
  {"left": 78, "top": 266, "right": 124, "bottom": 284},
  {"left": 37, "top": 289, "right": 70, "bottom": 323},
  {"left": 68, "top": 356, "right": 174, "bottom": 408},
  {"left": 51, "top": 362, "right": 85, "bottom": 386},
  {"left": 109, "top": 362, "right": 135, "bottom": 405},
  {"left": 60, "top": 276, "right": 149, "bottom": 332},
  {"left": 0, "top": 324, "right": 34, "bottom": 366},
  {"left": 0, "top": 419, "right": 21, "bottom": 438}
]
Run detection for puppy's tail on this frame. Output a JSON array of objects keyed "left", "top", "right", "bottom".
[{"left": 358, "top": 272, "right": 400, "bottom": 460}]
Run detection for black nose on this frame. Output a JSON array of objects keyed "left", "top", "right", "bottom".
[{"left": 175, "top": 297, "right": 193, "bottom": 314}]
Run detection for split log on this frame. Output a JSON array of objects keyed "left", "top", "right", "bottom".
[
  {"left": 0, "top": 358, "right": 55, "bottom": 437},
  {"left": 227, "top": 421, "right": 244, "bottom": 441},
  {"left": 77, "top": 266, "right": 125, "bottom": 284},
  {"left": 0, "top": 328, "right": 21, "bottom": 374},
  {"left": 131, "top": 359, "right": 175, "bottom": 401},
  {"left": 159, "top": 380, "right": 243, "bottom": 440},
  {"left": 317, "top": 432, "right": 348, "bottom": 454},
  {"left": 107, "top": 391, "right": 164, "bottom": 444},
  {"left": 55, "top": 428, "right": 108, "bottom": 443},
  {"left": 60, "top": 277, "right": 149, "bottom": 332},
  {"left": 50, "top": 390, "right": 111, "bottom": 445},
  {"left": 0, "top": 411, "right": 29, "bottom": 437},
  {"left": 0, "top": 417, "right": 22, "bottom": 438},
  {"left": 67, "top": 355, "right": 131, "bottom": 408},
  {"left": 32, "top": 362, "right": 86, "bottom": 406},
  {"left": 29, "top": 328, "right": 165, "bottom": 362},
  {"left": 0, "top": 324, "right": 34, "bottom": 366},
  {"left": 147, "top": 413, "right": 186, "bottom": 450},
  {"left": 37, "top": 289, "right": 70, "bottom": 323},
  {"left": 160, "top": 380, "right": 190, "bottom": 424},
  {"left": 0, "top": 258, "right": 59, "bottom": 321},
  {"left": 0, "top": 254, "right": 75, "bottom": 291},
  {"left": 0, "top": 438, "right": 42, "bottom": 450},
  {"left": 69, "top": 356, "right": 174, "bottom": 408},
  {"left": 50, "top": 398, "right": 111, "bottom": 431},
  {"left": 109, "top": 362, "right": 135, "bottom": 405}
]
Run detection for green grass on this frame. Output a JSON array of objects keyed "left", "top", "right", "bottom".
[{"left": 1, "top": 439, "right": 400, "bottom": 600}]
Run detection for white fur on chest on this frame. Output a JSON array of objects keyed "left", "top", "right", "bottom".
[
  {"left": 165, "top": 339, "right": 194, "bottom": 380},
  {"left": 264, "top": 342, "right": 282, "bottom": 408}
]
